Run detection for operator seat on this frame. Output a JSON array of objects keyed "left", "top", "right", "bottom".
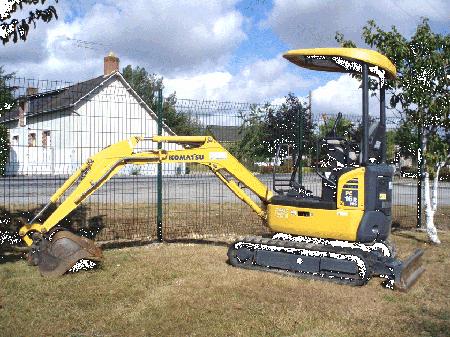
[
  {"left": 325, "top": 120, "right": 384, "bottom": 167},
  {"left": 367, "top": 121, "right": 385, "bottom": 161}
]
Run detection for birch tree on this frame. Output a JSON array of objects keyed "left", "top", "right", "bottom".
[{"left": 337, "top": 18, "right": 450, "bottom": 244}]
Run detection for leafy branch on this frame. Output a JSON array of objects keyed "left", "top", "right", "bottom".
[{"left": 0, "top": 0, "right": 58, "bottom": 45}]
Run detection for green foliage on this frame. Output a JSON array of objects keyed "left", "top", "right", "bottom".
[
  {"left": 0, "top": 67, "right": 15, "bottom": 110},
  {"left": 317, "top": 115, "right": 355, "bottom": 139},
  {"left": 335, "top": 32, "right": 357, "bottom": 48},
  {"left": 400, "top": 166, "right": 418, "bottom": 177},
  {"left": 122, "top": 65, "right": 201, "bottom": 135},
  {"left": 267, "top": 92, "right": 315, "bottom": 159},
  {"left": 228, "top": 103, "right": 272, "bottom": 162},
  {"left": 438, "top": 167, "right": 450, "bottom": 181},
  {"left": 229, "top": 93, "right": 314, "bottom": 164},
  {"left": 159, "top": 93, "right": 202, "bottom": 136},
  {"left": 425, "top": 133, "right": 448, "bottom": 179},
  {"left": 259, "top": 165, "right": 292, "bottom": 174},
  {"left": 336, "top": 18, "right": 450, "bottom": 174},
  {"left": 122, "top": 65, "right": 162, "bottom": 109},
  {"left": 0, "top": 0, "right": 58, "bottom": 45},
  {"left": 400, "top": 166, "right": 450, "bottom": 182},
  {"left": 386, "top": 130, "right": 397, "bottom": 164},
  {"left": 395, "top": 117, "right": 419, "bottom": 159},
  {"left": 360, "top": 18, "right": 450, "bottom": 130},
  {"left": 230, "top": 93, "right": 316, "bottom": 162},
  {"left": 316, "top": 115, "right": 361, "bottom": 163}
]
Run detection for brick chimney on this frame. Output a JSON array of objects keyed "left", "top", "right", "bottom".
[
  {"left": 26, "top": 87, "right": 39, "bottom": 96},
  {"left": 18, "top": 97, "right": 27, "bottom": 127},
  {"left": 18, "top": 88, "right": 38, "bottom": 126},
  {"left": 104, "top": 52, "right": 119, "bottom": 75}
]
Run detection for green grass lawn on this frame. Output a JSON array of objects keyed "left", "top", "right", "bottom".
[{"left": 1, "top": 230, "right": 449, "bottom": 337}]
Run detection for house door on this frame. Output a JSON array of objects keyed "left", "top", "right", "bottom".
[
  {"left": 7, "top": 135, "right": 20, "bottom": 175},
  {"left": 42, "top": 131, "right": 55, "bottom": 174},
  {"left": 10, "top": 135, "right": 19, "bottom": 162}
]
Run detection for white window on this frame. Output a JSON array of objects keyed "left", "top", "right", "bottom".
[
  {"left": 28, "top": 133, "right": 36, "bottom": 147},
  {"left": 42, "top": 131, "right": 51, "bottom": 147}
]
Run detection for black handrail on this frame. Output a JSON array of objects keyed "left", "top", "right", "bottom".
[{"left": 273, "top": 143, "right": 300, "bottom": 194}]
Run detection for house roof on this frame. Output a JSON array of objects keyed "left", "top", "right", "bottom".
[
  {"left": 1, "top": 75, "right": 105, "bottom": 122},
  {"left": 0, "top": 72, "right": 176, "bottom": 135}
]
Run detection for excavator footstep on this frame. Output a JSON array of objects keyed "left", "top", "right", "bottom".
[{"left": 38, "top": 231, "right": 103, "bottom": 278}]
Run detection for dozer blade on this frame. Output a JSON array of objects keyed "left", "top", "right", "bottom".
[
  {"left": 393, "top": 250, "right": 425, "bottom": 292},
  {"left": 37, "top": 231, "right": 103, "bottom": 278}
]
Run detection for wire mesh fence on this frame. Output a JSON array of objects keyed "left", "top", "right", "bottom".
[{"left": 0, "top": 75, "right": 449, "bottom": 247}]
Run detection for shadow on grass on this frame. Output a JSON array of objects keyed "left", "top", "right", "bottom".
[
  {"left": 166, "top": 237, "right": 231, "bottom": 248},
  {"left": 391, "top": 228, "right": 430, "bottom": 244},
  {"left": 0, "top": 247, "right": 27, "bottom": 264},
  {"left": 97, "top": 236, "right": 232, "bottom": 251},
  {"left": 98, "top": 238, "right": 157, "bottom": 250},
  {"left": 0, "top": 237, "right": 235, "bottom": 279},
  {"left": 391, "top": 218, "right": 418, "bottom": 230},
  {"left": 391, "top": 219, "right": 429, "bottom": 242},
  {"left": 0, "top": 204, "right": 106, "bottom": 264},
  {"left": 411, "top": 307, "right": 450, "bottom": 336}
]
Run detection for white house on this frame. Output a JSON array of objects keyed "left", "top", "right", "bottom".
[{"left": 2, "top": 53, "right": 185, "bottom": 176}]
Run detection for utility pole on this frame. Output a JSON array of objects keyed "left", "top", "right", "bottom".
[{"left": 309, "top": 90, "right": 312, "bottom": 119}]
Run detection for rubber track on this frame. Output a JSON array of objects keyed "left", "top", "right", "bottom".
[{"left": 228, "top": 236, "right": 373, "bottom": 287}]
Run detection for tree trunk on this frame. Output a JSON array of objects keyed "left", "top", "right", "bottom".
[{"left": 424, "top": 171, "right": 441, "bottom": 244}]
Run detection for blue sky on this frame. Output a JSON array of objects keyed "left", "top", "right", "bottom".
[{"left": 0, "top": 0, "right": 449, "bottom": 117}]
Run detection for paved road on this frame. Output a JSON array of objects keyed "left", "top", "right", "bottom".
[{"left": 1, "top": 174, "right": 449, "bottom": 206}]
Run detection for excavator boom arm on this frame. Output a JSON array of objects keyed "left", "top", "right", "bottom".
[{"left": 19, "top": 136, "right": 273, "bottom": 245}]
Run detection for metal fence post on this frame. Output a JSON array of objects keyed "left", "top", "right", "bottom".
[
  {"left": 298, "top": 106, "right": 303, "bottom": 186},
  {"left": 417, "top": 124, "right": 423, "bottom": 229},
  {"left": 157, "top": 89, "right": 163, "bottom": 241}
]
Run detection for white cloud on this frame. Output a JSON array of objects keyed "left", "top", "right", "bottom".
[
  {"left": 311, "top": 74, "right": 396, "bottom": 117},
  {"left": 0, "top": 0, "right": 248, "bottom": 80},
  {"left": 165, "top": 72, "right": 233, "bottom": 100},
  {"left": 386, "top": 0, "right": 448, "bottom": 20},
  {"left": 165, "top": 54, "right": 317, "bottom": 102},
  {"left": 313, "top": 75, "right": 359, "bottom": 114},
  {"left": 263, "top": 0, "right": 449, "bottom": 49}
]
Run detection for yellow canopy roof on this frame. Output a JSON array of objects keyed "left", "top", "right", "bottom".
[{"left": 283, "top": 48, "right": 397, "bottom": 80}]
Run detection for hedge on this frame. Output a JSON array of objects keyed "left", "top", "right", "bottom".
[
  {"left": 260, "top": 166, "right": 292, "bottom": 174},
  {"left": 400, "top": 166, "right": 450, "bottom": 181}
]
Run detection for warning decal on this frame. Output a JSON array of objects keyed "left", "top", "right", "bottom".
[{"left": 275, "top": 207, "right": 289, "bottom": 218}]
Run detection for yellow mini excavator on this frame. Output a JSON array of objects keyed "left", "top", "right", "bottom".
[{"left": 19, "top": 48, "right": 424, "bottom": 291}]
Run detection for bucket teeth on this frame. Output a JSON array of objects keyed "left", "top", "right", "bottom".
[{"left": 36, "top": 231, "right": 103, "bottom": 278}]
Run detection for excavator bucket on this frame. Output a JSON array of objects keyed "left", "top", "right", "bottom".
[
  {"left": 36, "top": 231, "right": 103, "bottom": 278},
  {"left": 393, "top": 250, "right": 425, "bottom": 292}
]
